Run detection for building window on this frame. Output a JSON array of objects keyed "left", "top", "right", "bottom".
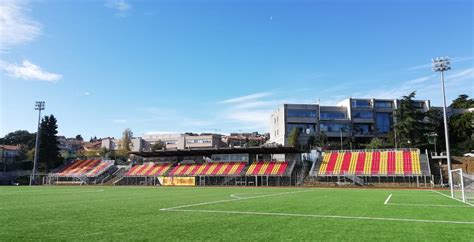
[
  {"left": 187, "top": 139, "right": 212, "bottom": 144},
  {"left": 320, "top": 111, "right": 346, "bottom": 120},
  {"left": 287, "top": 109, "right": 317, "bottom": 118},
  {"left": 320, "top": 123, "right": 349, "bottom": 132},
  {"left": 414, "top": 102, "right": 424, "bottom": 108},
  {"left": 353, "top": 111, "right": 373, "bottom": 119},
  {"left": 375, "top": 113, "right": 391, "bottom": 134},
  {"left": 286, "top": 123, "right": 316, "bottom": 135},
  {"left": 374, "top": 101, "right": 393, "bottom": 108},
  {"left": 353, "top": 124, "right": 374, "bottom": 135},
  {"left": 351, "top": 100, "right": 371, "bottom": 108}
]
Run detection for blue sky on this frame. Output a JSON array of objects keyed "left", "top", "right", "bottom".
[{"left": 0, "top": 0, "right": 473, "bottom": 139}]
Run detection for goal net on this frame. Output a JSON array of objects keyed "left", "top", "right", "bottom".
[{"left": 450, "top": 169, "right": 474, "bottom": 205}]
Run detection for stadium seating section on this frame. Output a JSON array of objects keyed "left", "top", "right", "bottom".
[
  {"left": 58, "top": 159, "right": 113, "bottom": 177},
  {"left": 246, "top": 161, "right": 288, "bottom": 176},
  {"left": 125, "top": 163, "right": 172, "bottom": 177},
  {"left": 169, "top": 162, "right": 246, "bottom": 176},
  {"left": 318, "top": 149, "right": 421, "bottom": 176}
]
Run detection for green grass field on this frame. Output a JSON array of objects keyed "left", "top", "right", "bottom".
[{"left": 1, "top": 186, "right": 473, "bottom": 241}]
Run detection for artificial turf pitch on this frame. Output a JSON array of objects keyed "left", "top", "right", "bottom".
[{"left": 0, "top": 186, "right": 473, "bottom": 241}]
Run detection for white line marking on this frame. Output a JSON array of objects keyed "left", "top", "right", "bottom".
[
  {"left": 160, "top": 190, "right": 313, "bottom": 211},
  {"left": 384, "top": 194, "right": 392, "bottom": 205},
  {"left": 230, "top": 194, "right": 243, "bottom": 199},
  {"left": 431, "top": 190, "right": 474, "bottom": 207},
  {"left": 162, "top": 209, "right": 474, "bottom": 225},
  {"left": 392, "top": 194, "right": 440, "bottom": 197},
  {"left": 386, "top": 203, "right": 471, "bottom": 208}
]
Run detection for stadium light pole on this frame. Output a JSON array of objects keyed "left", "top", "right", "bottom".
[
  {"left": 30, "top": 101, "right": 45, "bottom": 186},
  {"left": 432, "top": 57, "right": 452, "bottom": 196}
]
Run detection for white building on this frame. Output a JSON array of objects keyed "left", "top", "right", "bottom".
[{"left": 101, "top": 137, "right": 147, "bottom": 152}]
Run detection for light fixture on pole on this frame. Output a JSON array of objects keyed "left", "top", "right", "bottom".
[
  {"left": 30, "top": 101, "right": 45, "bottom": 186},
  {"left": 432, "top": 56, "right": 452, "bottom": 196}
]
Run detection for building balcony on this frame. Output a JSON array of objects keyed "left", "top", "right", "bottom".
[
  {"left": 373, "top": 107, "right": 394, "bottom": 112},
  {"left": 324, "top": 131, "right": 351, "bottom": 137},
  {"left": 352, "top": 118, "right": 374, "bottom": 123},
  {"left": 353, "top": 132, "right": 375, "bottom": 137}
]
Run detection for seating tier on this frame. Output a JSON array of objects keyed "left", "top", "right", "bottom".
[
  {"left": 318, "top": 150, "right": 422, "bottom": 176},
  {"left": 169, "top": 162, "right": 246, "bottom": 176}
]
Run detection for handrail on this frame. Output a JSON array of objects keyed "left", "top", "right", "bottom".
[{"left": 323, "top": 148, "right": 420, "bottom": 153}]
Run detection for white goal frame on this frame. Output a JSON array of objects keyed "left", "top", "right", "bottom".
[{"left": 450, "top": 168, "right": 466, "bottom": 203}]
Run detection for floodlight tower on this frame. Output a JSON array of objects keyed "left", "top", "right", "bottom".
[
  {"left": 432, "top": 57, "right": 452, "bottom": 196},
  {"left": 30, "top": 101, "right": 45, "bottom": 186}
]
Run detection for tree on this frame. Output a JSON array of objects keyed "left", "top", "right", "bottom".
[
  {"left": 307, "top": 135, "right": 316, "bottom": 147},
  {"left": 0, "top": 130, "right": 36, "bottom": 149},
  {"left": 151, "top": 140, "right": 165, "bottom": 151},
  {"left": 75, "top": 134, "right": 84, "bottom": 141},
  {"left": 449, "top": 112, "right": 473, "bottom": 144},
  {"left": 424, "top": 108, "right": 445, "bottom": 151},
  {"left": 366, "top": 138, "right": 385, "bottom": 149},
  {"left": 121, "top": 128, "right": 133, "bottom": 151},
  {"left": 394, "top": 91, "right": 426, "bottom": 148},
  {"left": 246, "top": 140, "right": 261, "bottom": 147},
  {"left": 315, "top": 132, "right": 328, "bottom": 148},
  {"left": 38, "top": 115, "right": 61, "bottom": 173},
  {"left": 288, "top": 128, "right": 300, "bottom": 148},
  {"left": 450, "top": 94, "right": 474, "bottom": 109}
]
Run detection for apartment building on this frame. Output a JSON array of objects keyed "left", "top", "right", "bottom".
[
  {"left": 101, "top": 137, "right": 147, "bottom": 152},
  {"left": 269, "top": 98, "right": 430, "bottom": 146},
  {"left": 142, "top": 133, "right": 222, "bottom": 150}
]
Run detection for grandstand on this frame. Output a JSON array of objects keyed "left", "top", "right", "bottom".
[
  {"left": 125, "top": 163, "right": 172, "bottom": 177},
  {"left": 46, "top": 147, "right": 435, "bottom": 188},
  {"left": 114, "top": 163, "right": 172, "bottom": 185},
  {"left": 308, "top": 149, "right": 431, "bottom": 187},
  {"left": 246, "top": 161, "right": 288, "bottom": 176},
  {"left": 168, "top": 162, "right": 246, "bottom": 176},
  {"left": 48, "top": 159, "right": 115, "bottom": 185},
  {"left": 118, "top": 146, "right": 301, "bottom": 186}
]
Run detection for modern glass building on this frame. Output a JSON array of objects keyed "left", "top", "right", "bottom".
[{"left": 269, "top": 98, "right": 430, "bottom": 146}]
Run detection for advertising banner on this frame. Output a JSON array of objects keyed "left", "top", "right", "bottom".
[{"left": 158, "top": 176, "right": 195, "bottom": 186}]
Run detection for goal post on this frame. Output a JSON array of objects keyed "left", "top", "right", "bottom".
[{"left": 450, "top": 168, "right": 474, "bottom": 205}]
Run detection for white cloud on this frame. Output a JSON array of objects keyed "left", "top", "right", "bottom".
[
  {"left": 407, "top": 75, "right": 434, "bottom": 84},
  {"left": 113, "top": 119, "right": 127, "bottom": 124},
  {"left": 360, "top": 67, "right": 474, "bottom": 105},
  {"left": 180, "top": 118, "right": 215, "bottom": 127},
  {"left": 0, "top": 1, "right": 41, "bottom": 50},
  {"left": 226, "top": 110, "right": 273, "bottom": 126},
  {"left": 105, "top": 0, "right": 131, "bottom": 15},
  {"left": 406, "top": 56, "right": 473, "bottom": 71},
  {"left": 447, "top": 67, "right": 474, "bottom": 80},
  {"left": 83, "top": 92, "right": 91, "bottom": 96},
  {"left": 218, "top": 92, "right": 281, "bottom": 131},
  {"left": 220, "top": 92, "right": 273, "bottom": 104},
  {"left": 0, "top": 60, "right": 62, "bottom": 82}
]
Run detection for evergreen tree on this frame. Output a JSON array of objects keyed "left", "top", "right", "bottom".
[
  {"left": 394, "top": 91, "right": 426, "bottom": 147},
  {"left": 39, "top": 115, "right": 61, "bottom": 173},
  {"left": 75, "top": 134, "right": 83, "bottom": 141},
  {"left": 121, "top": 128, "right": 133, "bottom": 151},
  {"left": 288, "top": 128, "right": 300, "bottom": 148},
  {"left": 450, "top": 94, "right": 474, "bottom": 109},
  {"left": 449, "top": 112, "right": 473, "bottom": 144}
]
